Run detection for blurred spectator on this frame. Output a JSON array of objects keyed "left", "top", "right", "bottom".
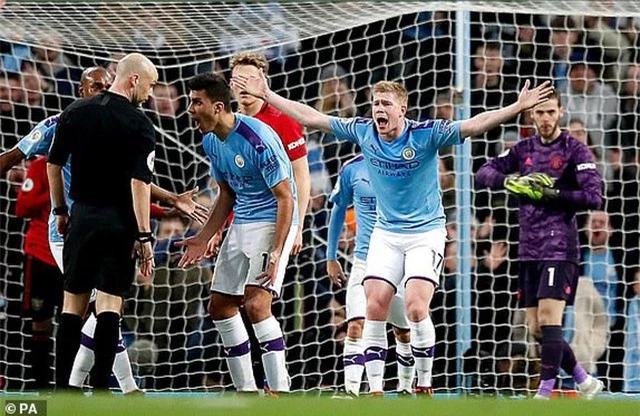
[
  {"left": 470, "top": 41, "right": 518, "bottom": 170},
  {"left": 150, "top": 83, "right": 180, "bottom": 118},
  {"left": 567, "top": 118, "right": 604, "bottom": 175},
  {"left": 617, "top": 61, "right": 640, "bottom": 162},
  {"left": 582, "top": 211, "right": 621, "bottom": 327},
  {"left": 566, "top": 277, "right": 609, "bottom": 377},
  {"left": 494, "top": 342, "right": 540, "bottom": 394},
  {"left": 309, "top": 64, "right": 358, "bottom": 185},
  {"left": 623, "top": 269, "right": 640, "bottom": 392},
  {"left": 548, "top": 16, "right": 582, "bottom": 92},
  {"left": 577, "top": 15, "right": 631, "bottom": 84},
  {"left": 562, "top": 51, "right": 617, "bottom": 158},
  {"left": 31, "top": 34, "right": 81, "bottom": 103},
  {"left": 503, "top": 14, "right": 551, "bottom": 86}
]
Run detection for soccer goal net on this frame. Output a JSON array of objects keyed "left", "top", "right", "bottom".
[{"left": 0, "top": 0, "right": 638, "bottom": 394}]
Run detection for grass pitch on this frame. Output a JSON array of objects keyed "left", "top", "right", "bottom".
[{"left": 2, "top": 393, "right": 639, "bottom": 416}]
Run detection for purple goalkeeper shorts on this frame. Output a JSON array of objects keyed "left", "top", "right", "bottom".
[{"left": 517, "top": 261, "right": 579, "bottom": 308}]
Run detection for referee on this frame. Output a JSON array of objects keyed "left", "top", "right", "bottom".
[{"left": 47, "top": 53, "right": 158, "bottom": 391}]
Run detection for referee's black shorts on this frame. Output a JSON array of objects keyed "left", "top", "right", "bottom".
[{"left": 63, "top": 202, "right": 137, "bottom": 297}]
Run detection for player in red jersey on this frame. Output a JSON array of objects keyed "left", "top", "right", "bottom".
[
  {"left": 15, "top": 156, "right": 61, "bottom": 389},
  {"left": 230, "top": 52, "right": 310, "bottom": 256}
]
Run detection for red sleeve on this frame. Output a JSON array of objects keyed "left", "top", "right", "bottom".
[
  {"left": 273, "top": 116, "right": 307, "bottom": 162},
  {"left": 15, "top": 157, "right": 51, "bottom": 219},
  {"left": 150, "top": 203, "right": 166, "bottom": 219}
]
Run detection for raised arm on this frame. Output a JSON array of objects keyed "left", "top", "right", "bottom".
[
  {"left": 460, "top": 80, "right": 554, "bottom": 138},
  {"left": 232, "top": 70, "right": 331, "bottom": 132}
]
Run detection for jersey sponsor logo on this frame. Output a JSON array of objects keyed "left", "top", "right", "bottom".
[
  {"left": 576, "top": 162, "right": 596, "bottom": 171},
  {"left": 359, "top": 196, "right": 376, "bottom": 211},
  {"left": 27, "top": 130, "right": 43, "bottom": 142},
  {"left": 234, "top": 154, "right": 245, "bottom": 168},
  {"left": 21, "top": 178, "right": 34, "bottom": 192},
  {"left": 401, "top": 147, "right": 416, "bottom": 161},
  {"left": 550, "top": 155, "right": 564, "bottom": 170},
  {"left": 287, "top": 137, "right": 306, "bottom": 150},
  {"left": 369, "top": 157, "right": 420, "bottom": 177},
  {"left": 146, "top": 150, "right": 155, "bottom": 172}
]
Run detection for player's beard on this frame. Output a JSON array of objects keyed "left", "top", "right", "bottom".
[{"left": 536, "top": 118, "right": 561, "bottom": 142}]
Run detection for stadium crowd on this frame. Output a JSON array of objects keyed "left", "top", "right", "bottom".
[{"left": 0, "top": 9, "right": 639, "bottom": 393}]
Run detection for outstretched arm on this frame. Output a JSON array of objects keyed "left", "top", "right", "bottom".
[
  {"left": 0, "top": 148, "right": 26, "bottom": 175},
  {"left": 232, "top": 70, "right": 332, "bottom": 132},
  {"left": 460, "top": 80, "right": 554, "bottom": 138}
]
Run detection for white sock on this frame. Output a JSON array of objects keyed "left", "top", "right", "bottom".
[
  {"left": 214, "top": 314, "right": 257, "bottom": 392},
  {"left": 396, "top": 341, "right": 415, "bottom": 392},
  {"left": 363, "top": 320, "right": 387, "bottom": 393},
  {"left": 69, "top": 345, "right": 93, "bottom": 388},
  {"left": 343, "top": 337, "right": 365, "bottom": 395},
  {"left": 253, "top": 316, "right": 289, "bottom": 392},
  {"left": 409, "top": 317, "right": 435, "bottom": 388},
  {"left": 113, "top": 333, "right": 138, "bottom": 393}
]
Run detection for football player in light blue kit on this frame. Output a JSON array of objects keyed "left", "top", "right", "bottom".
[
  {"left": 1, "top": 67, "right": 207, "bottom": 392},
  {"left": 327, "top": 154, "right": 414, "bottom": 396},
  {"left": 233, "top": 72, "right": 553, "bottom": 395},
  {"left": 178, "top": 73, "right": 298, "bottom": 394}
]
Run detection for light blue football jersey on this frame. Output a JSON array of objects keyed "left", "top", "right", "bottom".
[
  {"left": 202, "top": 113, "right": 298, "bottom": 225},
  {"left": 329, "top": 154, "right": 376, "bottom": 261},
  {"left": 329, "top": 117, "right": 463, "bottom": 234},
  {"left": 16, "top": 114, "right": 70, "bottom": 244}
]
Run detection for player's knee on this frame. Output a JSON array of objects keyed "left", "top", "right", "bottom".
[
  {"left": 347, "top": 319, "right": 364, "bottom": 339},
  {"left": 405, "top": 299, "right": 428, "bottom": 322},
  {"left": 366, "top": 297, "right": 389, "bottom": 320},
  {"left": 393, "top": 327, "right": 410, "bottom": 343},
  {"left": 208, "top": 294, "right": 239, "bottom": 320},
  {"left": 244, "top": 293, "right": 271, "bottom": 323}
]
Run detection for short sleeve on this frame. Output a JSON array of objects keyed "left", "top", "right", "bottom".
[
  {"left": 328, "top": 166, "right": 353, "bottom": 207},
  {"left": 253, "top": 133, "right": 289, "bottom": 189},
  {"left": 328, "top": 116, "right": 372, "bottom": 144},
  {"left": 17, "top": 115, "right": 58, "bottom": 159},
  {"left": 430, "top": 119, "right": 463, "bottom": 149},
  {"left": 130, "top": 115, "right": 156, "bottom": 183},
  {"left": 274, "top": 116, "right": 307, "bottom": 161},
  {"left": 47, "top": 111, "right": 73, "bottom": 166}
]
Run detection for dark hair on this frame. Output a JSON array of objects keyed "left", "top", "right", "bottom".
[
  {"left": 546, "top": 89, "right": 562, "bottom": 107},
  {"left": 187, "top": 72, "right": 232, "bottom": 109}
]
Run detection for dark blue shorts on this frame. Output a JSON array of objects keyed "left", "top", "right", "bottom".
[{"left": 517, "top": 261, "right": 579, "bottom": 308}]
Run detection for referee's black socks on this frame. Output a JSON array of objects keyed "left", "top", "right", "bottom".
[
  {"left": 55, "top": 313, "right": 83, "bottom": 389},
  {"left": 91, "top": 311, "right": 120, "bottom": 389}
]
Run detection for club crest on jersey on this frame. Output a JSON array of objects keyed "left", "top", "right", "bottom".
[
  {"left": 402, "top": 147, "right": 416, "bottom": 161},
  {"left": 550, "top": 155, "right": 564, "bottom": 170},
  {"left": 28, "top": 130, "right": 43, "bottom": 142},
  {"left": 235, "top": 155, "right": 245, "bottom": 168}
]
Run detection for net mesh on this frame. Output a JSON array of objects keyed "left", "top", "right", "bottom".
[{"left": 1, "top": 1, "right": 639, "bottom": 394}]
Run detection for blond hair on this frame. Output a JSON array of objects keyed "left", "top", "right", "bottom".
[
  {"left": 372, "top": 81, "right": 408, "bottom": 106},
  {"left": 230, "top": 52, "right": 269, "bottom": 72}
]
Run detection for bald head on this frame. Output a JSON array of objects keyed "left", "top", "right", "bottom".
[
  {"left": 79, "top": 66, "right": 113, "bottom": 98},
  {"left": 110, "top": 53, "right": 158, "bottom": 106},
  {"left": 116, "top": 53, "right": 157, "bottom": 79}
]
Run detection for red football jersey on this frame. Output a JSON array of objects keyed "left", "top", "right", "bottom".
[
  {"left": 254, "top": 102, "right": 307, "bottom": 162},
  {"left": 15, "top": 156, "right": 57, "bottom": 266}
]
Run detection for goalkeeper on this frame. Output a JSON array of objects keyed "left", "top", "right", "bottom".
[{"left": 476, "top": 90, "right": 604, "bottom": 399}]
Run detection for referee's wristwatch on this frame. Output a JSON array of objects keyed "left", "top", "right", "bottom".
[
  {"left": 136, "top": 231, "right": 155, "bottom": 244},
  {"left": 53, "top": 205, "right": 68, "bottom": 216}
]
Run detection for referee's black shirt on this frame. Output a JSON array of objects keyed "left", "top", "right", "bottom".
[{"left": 48, "top": 91, "right": 155, "bottom": 213}]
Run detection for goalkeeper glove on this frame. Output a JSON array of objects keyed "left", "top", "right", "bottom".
[
  {"left": 526, "top": 172, "right": 555, "bottom": 188},
  {"left": 504, "top": 176, "right": 544, "bottom": 200}
]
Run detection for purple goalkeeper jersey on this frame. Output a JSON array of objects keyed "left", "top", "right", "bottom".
[{"left": 476, "top": 131, "right": 603, "bottom": 263}]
